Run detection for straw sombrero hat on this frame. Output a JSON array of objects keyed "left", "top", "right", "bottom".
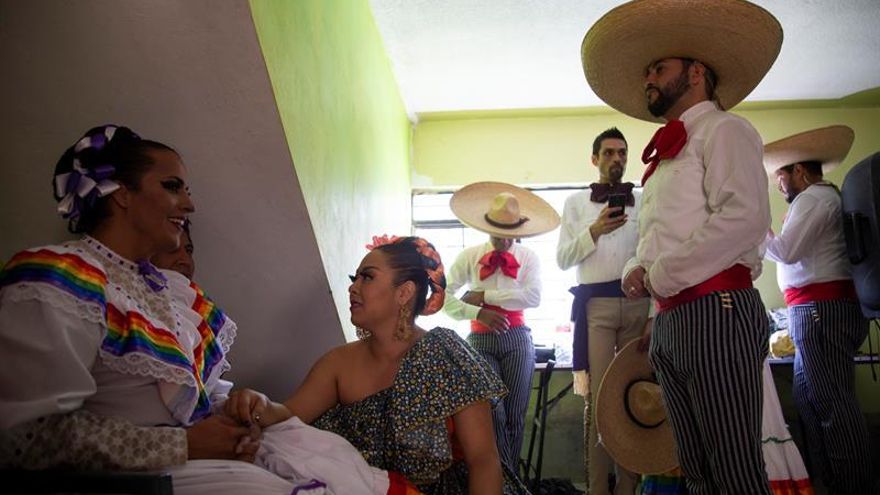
[
  {"left": 596, "top": 340, "right": 677, "bottom": 474},
  {"left": 763, "top": 125, "right": 855, "bottom": 175},
  {"left": 581, "top": 0, "right": 783, "bottom": 123},
  {"left": 450, "top": 182, "right": 560, "bottom": 239}
]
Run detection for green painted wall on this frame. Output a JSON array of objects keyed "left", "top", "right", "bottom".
[
  {"left": 250, "top": 0, "right": 412, "bottom": 340},
  {"left": 414, "top": 103, "right": 880, "bottom": 413}
]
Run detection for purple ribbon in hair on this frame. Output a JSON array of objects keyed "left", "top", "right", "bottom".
[
  {"left": 56, "top": 125, "right": 123, "bottom": 220},
  {"left": 55, "top": 162, "right": 120, "bottom": 219},
  {"left": 137, "top": 260, "right": 168, "bottom": 293}
]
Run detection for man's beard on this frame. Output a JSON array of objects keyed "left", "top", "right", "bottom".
[
  {"left": 608, "top": 163, "right": 624, "bottom": 183},
  {"left": 647, "top": 69, "right": 690, "bottom": 118}
]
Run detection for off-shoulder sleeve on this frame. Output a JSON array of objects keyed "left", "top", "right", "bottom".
[
  {"left": 390, "top": 327, "right": 507, "bottom": 429},
  {"left": 384, "top": 327, "right": 508, "bottom": 484}
]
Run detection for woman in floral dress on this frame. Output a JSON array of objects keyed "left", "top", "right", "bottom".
[{"left": 227, "top": 236, "right": 531, "bottom": 494}]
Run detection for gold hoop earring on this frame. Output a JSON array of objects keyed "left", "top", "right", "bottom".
[
  {"left": 394, "top": 304, "right": 413, "bottom": 341},
  {"left": 356, "top": 327, "right": 372, "bottom": 340}
]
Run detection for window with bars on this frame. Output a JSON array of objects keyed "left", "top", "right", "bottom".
[{"left": 411, "top": 187, "right": 585, "bottom": 357}]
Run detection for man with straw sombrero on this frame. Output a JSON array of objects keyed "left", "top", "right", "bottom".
[
  {"left": 582, "top": 0, "right": 781, "bottom": 493},
  {"left": 444, "top": 181, "right": 559, "bottom": 473},
  {"left": 764, "top": 125, "right": 874, "bottom": 494}
]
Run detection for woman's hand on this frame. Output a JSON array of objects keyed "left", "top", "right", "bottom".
[
  {"left": 224, "top": 388, "right": 293, "bottom": 429},
  {"left": 225, "top": 388, "right": 269, "bottom": 426}
]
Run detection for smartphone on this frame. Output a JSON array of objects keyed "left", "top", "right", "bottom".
[{"left": 608, "top": 193, "right": 627, "bottom": 218}]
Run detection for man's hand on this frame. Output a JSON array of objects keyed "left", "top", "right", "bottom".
[
  {"left": 477, "top": 308, "right": 509, "bottom": 332},
  {"left": 461, "top": 290, "right": 485, "bottom": 306},
  {"left": 186, "top": 414, "right": 260, "bottom": 463},
  {"left": 637, "top": 318, "right": 654, "bottom": 352},
  {"left": 589, "top": 206, "right": 627, "bottom": 242},
  {"left": 622, "top": 266, "right": 650, "bottom": 298}
]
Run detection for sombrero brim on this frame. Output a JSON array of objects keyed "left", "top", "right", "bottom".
[
  {"left": 763, "top": 125, "right": 855, "bottom": 175},
  {"left": 596, "top": 340, "right": 678, "bottom": 474},
  {"left": 582, "top": 0, "right": 783, "bottom": 123},
  {"left": 450, "top": 182, "right": 560, "bottom": 239}
]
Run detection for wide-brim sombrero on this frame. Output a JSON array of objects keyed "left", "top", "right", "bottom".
[
  {"left": 596, "top": 340, "right": 677, "bottom": 474},
  {"left": 763, "top": 125, "right": 855, "bottom": 175},
  {"left": 450, "top": 182, "right": 560, "bottom": 239},
  {"left": 581, "top": 0, "right": 783, "bottom": 123}
]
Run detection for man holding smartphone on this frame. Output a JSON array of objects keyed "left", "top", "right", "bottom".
[{"left": 556, "top": 127, "right": 650, "bottom": 495}]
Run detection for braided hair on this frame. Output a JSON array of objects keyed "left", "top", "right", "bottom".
[{"left": 370, "top": 236, "right": 446, "bottom": 317}]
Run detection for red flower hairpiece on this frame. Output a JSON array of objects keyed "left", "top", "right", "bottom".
[{"left": 365, "top": 234, "right": 401, "bottom": 250}]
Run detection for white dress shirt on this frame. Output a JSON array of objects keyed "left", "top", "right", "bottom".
[
  {"left": 624, "top": 101, "right": 771, "bottom": 298},
  {"left": 557, "top": 187, "right": 642, "bottom": 284},
  {"left": 443, "top": 242, "right": 541, "bottom": 321},
  {"left": 765, "top": 182, "right": 851, "bottom": 290}
]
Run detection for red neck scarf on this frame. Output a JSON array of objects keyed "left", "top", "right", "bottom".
[
  {"left": 479, "top": 250, "right": 520, "bottom": 280},
  {"left": 641, "top": 119, "right": 687, "bottom": 185}
]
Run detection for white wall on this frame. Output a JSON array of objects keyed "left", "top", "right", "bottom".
[{"left": 0, "top": 0, "right": 344, "bottom": 398}]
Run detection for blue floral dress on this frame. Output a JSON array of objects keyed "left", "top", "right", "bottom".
[{"left": 313, "top": 327, "right": 531, "bottom": 494}]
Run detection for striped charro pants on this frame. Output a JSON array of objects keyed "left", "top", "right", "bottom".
[
  {"left": 789, "top": 299, "right": 873, "bottom": 494},
  {"left": 650, "top": 288, "right": 771, "bottom": 495},
  {"left": 467, "top": 327, "right": 535, "bottom": 471}
]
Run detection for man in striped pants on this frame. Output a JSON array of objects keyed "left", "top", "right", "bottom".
[
  {"left": 581, "top": 1, "right": 783, "bottom": 493},
  {"left": 764, "top": 126, "right": 874, "bottom": 494},
  {"left": 444, "top": 182, "right": 559, "bottom": 473}
]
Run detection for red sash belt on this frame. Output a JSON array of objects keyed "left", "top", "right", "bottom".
[
  {"left": 471, "top": 304, "right": 525, "bottom": 333},
  {"left": 784, "top": 280, "right": 857, "bottom": 306},
  {"left": 656, "top": 264, "right": 752, "bottom": 313}
]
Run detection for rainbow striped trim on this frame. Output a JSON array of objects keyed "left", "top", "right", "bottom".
[
  {"left": 190, "top": 282, "right": 227, "bottom": 397},
  {"left": 0, "top": 249, "right": 107, "bottom": 308},
  {"left": 103, "top": 304, "right": 211, "bottom": 421},
  {"left": 191, "top": 281, "right": 227, "bottom": 334}
]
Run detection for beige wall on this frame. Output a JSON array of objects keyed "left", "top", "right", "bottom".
[{"left": 0, "top": 0, "right": 342, "bottom": 398}]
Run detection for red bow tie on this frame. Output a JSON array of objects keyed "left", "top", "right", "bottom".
[
  {"left": 641, "top": 119, "right": 688, "bottom": 185},
  {"left": 589, "top": 182, "right": 636, "bottom": 205},
  {"left": 479, "top": 250, "right": 520, "bottom": 280}
]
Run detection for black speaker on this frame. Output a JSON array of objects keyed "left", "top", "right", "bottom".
[{"left": 841, "top": 152, "right": 880, "bottom": 318}]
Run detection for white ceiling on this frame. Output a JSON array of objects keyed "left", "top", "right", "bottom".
[{"left": 369, "top": 0, "right": 880, "bottom": 118}]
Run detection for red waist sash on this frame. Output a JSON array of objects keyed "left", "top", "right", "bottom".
[
  {"left": 784, "top": 280, "right": 857, "bottom": 306},
  {"left": 471, "top": 304, "right": 525, "bottom": 333},
  {"left": 656, "top": 264, "right": 752, "bottom": 313}
]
